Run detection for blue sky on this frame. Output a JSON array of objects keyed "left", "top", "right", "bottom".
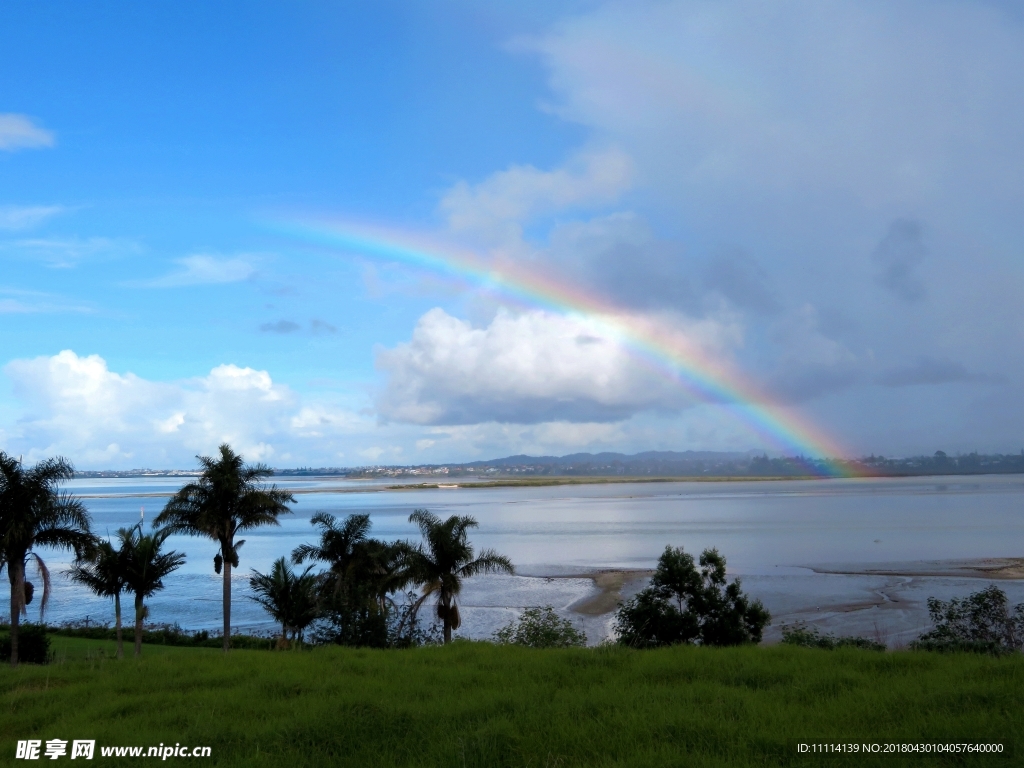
[{"left": 2, "top": 1, "right": 1023, "bottom": 469}]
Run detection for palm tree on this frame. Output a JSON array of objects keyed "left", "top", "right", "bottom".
[
  {"left": 361, "top": 537, "right": 417, "bottom": 613},
  {"left": 292, "top": 512, "right": 415, "bottom": 613},
  {"left": 405, "top": 509, "right": 514, "bottom": 644},
  {"left": 69, "top": 535, "right": 129, "bottom": 659},
  {"left": 249, "top": 557, "right": 319, "bottom": 646},
  {"left": 155, "top": 444, "right": 294, "bottom": 651},
  {"left": 0, "top": 452, "right": 93, "bottom": 666},
  {"left": 121, "top": 524, "right": 185, "bottom": 658},
  {"left": 292, "top": 512, "right": 418, "bottom": 647},
  {"left": 291, "top": 512, "right": 372, "bottom": 595}
]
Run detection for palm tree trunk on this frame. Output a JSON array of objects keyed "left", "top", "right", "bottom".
[
  {"left": 114, "top": 592, "right": 123, "bottom": 660},
  {"left": 443, "top": 596, "right": 452, "bottom": 644},
  {"left": 222, "top": 553, "right": 231, "bottom": 652},
  {"left": 8, "top": 561, "right": 22, "bottom": 666},
  {"left": 134, "top": 593, "right": 143, "bottom": 658}
]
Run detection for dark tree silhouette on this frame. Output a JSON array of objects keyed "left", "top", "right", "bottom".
[
  {"left": 292, "top": 512, "right": 372, "bottom": 596},
  {"left": 249, "top": 557, "right": 319, "bottom": 645},
  {"left": 69, "top": 534, "right": 129, "bottom": 658},
  {"left": 405, "top": 509, "right": 514, "bottom": 644},
  {"left": 155, "top": 444, "right": 294, "bottom": 651},
  {"left": 0, "top": 452, "right": 93, "bottom": 666},
  {"left": 614, "top": 545, "right": 770, "bottom": 648},
  {"left": 120, "top": 524, "right": 185, "bottom": 657},
  {"left": 292, "top": 512, "right": 415, "bottom": 647}
]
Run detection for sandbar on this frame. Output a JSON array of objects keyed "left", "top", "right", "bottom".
[
  {"left": 808, "top": 558, "right": 1024, "bottom": 580},
  {"left": 553, "top": 569, "right": 655, "bottom": 615}
]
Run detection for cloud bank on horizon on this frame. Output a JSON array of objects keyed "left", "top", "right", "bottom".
[{"left": 1, "top": 0, "right": 1021, "bottom": 468}]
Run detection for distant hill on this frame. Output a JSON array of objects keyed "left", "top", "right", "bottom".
[{"left": 464, "top": 450, "right": 762, "bottom": 468}]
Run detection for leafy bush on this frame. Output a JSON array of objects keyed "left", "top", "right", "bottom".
[
  {"left": 311, "top": 602, "right": 390, "bottom": 648},
  {"left": 614, "top": 545, "right": 770, "bottom": 648},
  {"left": 911, "top": 585, "right": 1024, "bottom": 654},
  {"left": 780, "top": 622, "right": 885, "bottom": 651},
  {"left": 0, "top": 623, "right": 53, "bottom": 664},
  {"left": 312, "top": 591, "right": 442, "bottom": 649},
  {"left": 494, "top": 606, "right": 587, "bottom": 648},
  {"left": 249, "top": 557, "right": 320, "bottom": 643}
]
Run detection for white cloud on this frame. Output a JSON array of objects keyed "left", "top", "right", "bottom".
[
  {"left": 406, "top": 407, "right": 772, "bottom": 460},
  {"left": 0, "top": 114, "right": 55, "bottom": 151},
  {"left": 1, "top": 351, "right": 368, "bottom": 468},
  {"left": 418, "top": 420, "right": 627, "bottom": 456},
  {"left": 376, "top": 307, "right": 740, "bottom": 425},
  {"left": 0, "top": 205, "right": 63, "bottom": 231},
  {"left": 6, "top": 236, "right": 139, "bottom": 268},
  {"left": 0, "top": 288, "right": 92, "bottom": 314},
  {"left": 143, "top": 255, "right": 257, "bottom": 287},
  {"left": 289, "top": 406, "right": 362, "bottom": 437},
  {"left": 440, "top": 146, "right": 632, "bottom": 247}
]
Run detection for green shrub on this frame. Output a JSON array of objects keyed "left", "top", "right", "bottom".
[
  {"left": 0, "top": 623, "right": 53, "bottom": 664},
  {"left": 910, "top": 585, "right": 1024, "bottom": 654},
  {"left": 311, "top": 591, "right": 442, "bottom": 649},
  {"left": 493, "top": 606, "right": 587, "bottom": 648},
  {"left": 614, "top": 545, "right": 770, "bottom": 648},
  {"left": 780, "top": 622, "right": 885, "bottom": 651}
]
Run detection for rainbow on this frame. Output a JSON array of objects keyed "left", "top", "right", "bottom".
[{"left": 269, "top": 218, "right": 858, "bottom": 474}]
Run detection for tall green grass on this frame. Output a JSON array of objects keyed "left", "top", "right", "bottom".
[{"left": 2, "top": 639, "right": 1020, "bottom": 766}]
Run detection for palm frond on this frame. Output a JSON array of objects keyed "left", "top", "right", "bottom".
[
  {"left": 28, "top": 552, "right": 51, "bottom": 619},
  {"left": 458, "top": 549, "right": 515, "bottom": 578},
  {"left": 290, "top": 543, "right": 320, "bottom": 564}
]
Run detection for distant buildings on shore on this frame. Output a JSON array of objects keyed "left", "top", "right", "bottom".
[{"left": 76, "top": 449, "right": 1024, "bottom": 480}]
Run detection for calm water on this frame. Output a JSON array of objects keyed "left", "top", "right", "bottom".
[{"left": 19, "top": 474, "right": 1024, "bottom": 644}]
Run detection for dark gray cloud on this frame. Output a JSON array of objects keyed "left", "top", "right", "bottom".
[
  {"left": 878, "top": 357, "right": 991, "bottom": 388},
  {"left": 260, "top": 318, "right": 338, "bottom": 335},
  {"left": 767, "top": 365, "right": 862, "bottom": 403},
  {"left": 703, "top": 249, "right": 780, "bottom": 315},
  {"left": 311, "top": 318, "right": 338, "bottom": 335},
  {"left": 545, "top": 214, "right": 700, "bottom": 313},
  {"left": 260, "top": 320, "right": 301, "bottom": 334},
  {"left": 814, "top": 307, "right": 859, "bottom": 341},
  {"left": 542, "top": 217, "right": 790, "bottom": 318},
  {"left": 872, "top": 219, "right": 927, "bottom": 302},
  {"left": 585, "top": 240, "right": 697, "bottom": 311}
]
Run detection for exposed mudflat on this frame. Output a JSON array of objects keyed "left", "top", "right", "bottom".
[
  {"left": 564, "top": 570, "right": 655, "bottom": 615},
  {"left": 809, "top": 558, "right": 1024, "bottom": 580}
]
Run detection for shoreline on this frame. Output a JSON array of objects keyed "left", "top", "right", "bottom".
[
  {"left": 74, "top": 471, "right": 1024, "bottom": 499},
  {"left": 73, "top": 474, "right": 834, "bottom": 499},
  {"left": 382, "top": 476, "right": 821, "bottom": 491},
  {"left": 538, "top": 569, "right": 655, "bottom": 616},
  {"left": 808, "top": 558, "right": 1024, "bottom": 580}
]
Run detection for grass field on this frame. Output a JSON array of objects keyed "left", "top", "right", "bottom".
[{"left": 2, "top": 638, "right": 1020, "bottom": 766}]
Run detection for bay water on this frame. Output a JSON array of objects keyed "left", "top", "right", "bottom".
[{"left": 20, "top": 474, "right": 1024, "bottom": 645}]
